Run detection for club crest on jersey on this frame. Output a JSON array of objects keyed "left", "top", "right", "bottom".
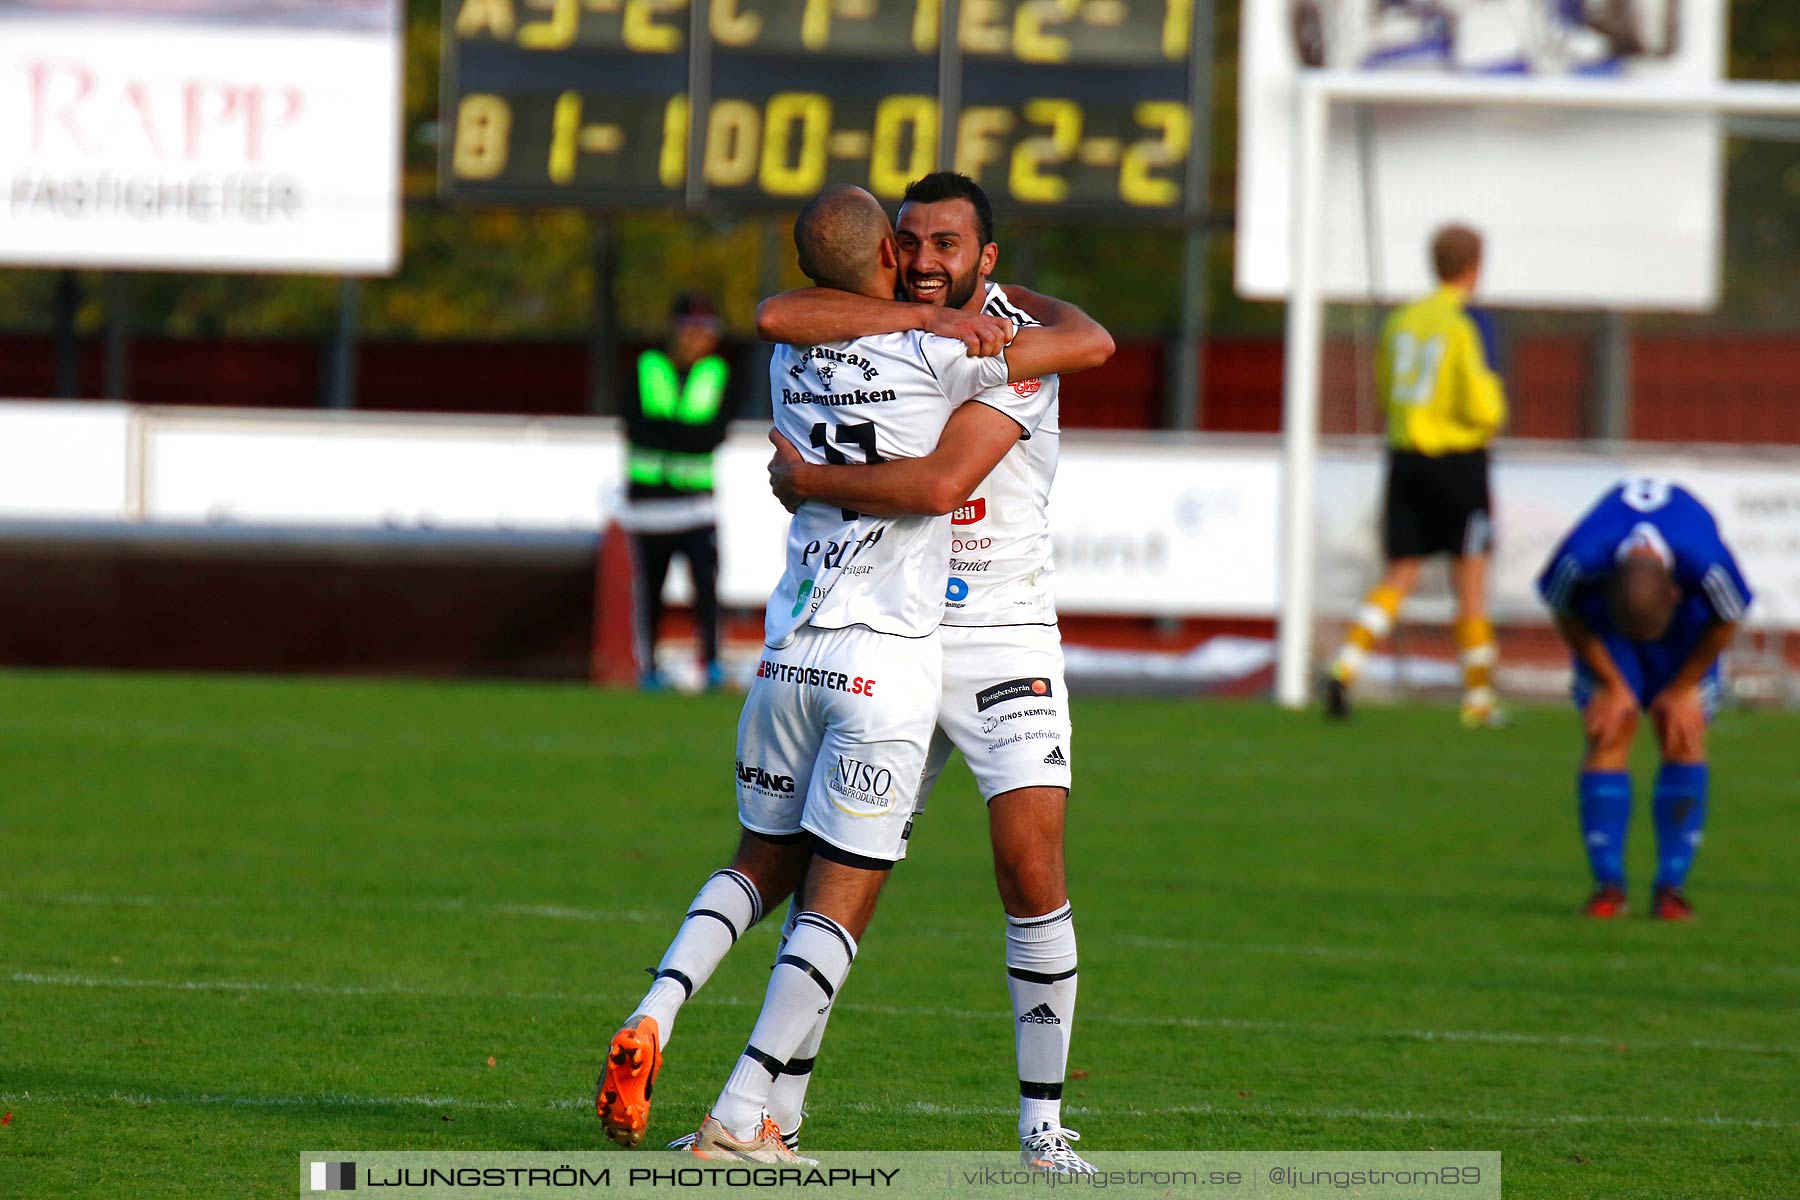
[
  {"left": 951, "top": 498, "right": 986, "bottom": 525},
  {"left": 791, "top": 345, "right": 881, "bottom": 382},
  {"left": 1010, "top": 378, "right": 1041, "bottom": 397}
]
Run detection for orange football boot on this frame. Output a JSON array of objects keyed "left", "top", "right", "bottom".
[{"left": 596, "top": 1016, "right": 662, "bottom": 1147}]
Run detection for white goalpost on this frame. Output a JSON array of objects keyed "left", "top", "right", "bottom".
[{"left": 1275, "top": 72, "right": 1800, "bottom": 710}]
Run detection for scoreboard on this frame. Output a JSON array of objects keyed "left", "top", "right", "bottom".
[{"left": 442, "top": 0, "right": 1202, "bottom": 218}]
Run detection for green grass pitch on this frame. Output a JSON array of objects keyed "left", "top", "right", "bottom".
[{"left": 2, "top": 670, "right": 1795, "bottom": 1198}]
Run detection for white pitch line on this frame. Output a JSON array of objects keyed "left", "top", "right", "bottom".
[
  {"left": 2, "top": 971, "right": 633, "bottom": 1006},
  {"left": 0, "top": 1088, "right": 1791, "bottom": 1134},
  {"left": 0, "top": 712, "right": 666, "bottom": 762},
  {"left": 1106, "top": 933, "right": 1800, "bottom": 982},
  {"left": 9, "top": 971, "right": 1799, "bottom": 1059},
  {"left": 843, "top": 1099, "right": 1800, "bottom": 1133},
  {"left": 0, "top": 891, "right": 664, "bottom": 926},
  {"left": 838, "top": 998, "right": 1800, "bottom": 1058},
  {"left": 9, "top": 890, "right": 1797, "bottom": 984}
]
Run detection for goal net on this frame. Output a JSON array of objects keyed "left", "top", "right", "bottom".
[{"left": 1273, "top": 75, "right": 1800, "bottom": 710}]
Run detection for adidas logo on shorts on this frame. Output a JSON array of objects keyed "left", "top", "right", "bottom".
[
  {"left": 1020, "top": 1002, "right": 1062, "bottom": 1025},
  {"left": 1041, "top": 746, "right": 1066, "bottom": 766}
]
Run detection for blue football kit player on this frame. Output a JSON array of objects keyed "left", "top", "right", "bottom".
[{"left": 1537, "top": 478, "right": 1752, "bottom": 920}]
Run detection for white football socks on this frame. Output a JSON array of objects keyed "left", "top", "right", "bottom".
[
  {"left": 631, "top": 868, "right": 762, "bottom": 1049},
  {"left": 713, "top": 911, "right": 857, "bottom": 1139},
  {"left": 768, "top": 904, "right": 828, "bottom": 1136},
  {"left": 1005, "top": 902, "right": 1078, "bottom": 1139}
]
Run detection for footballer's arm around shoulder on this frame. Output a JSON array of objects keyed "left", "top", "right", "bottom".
[
  {"left": 757, "top": 288, "right": 924, "bottom": 343},
  {"left": 756, "top": 288, "right": 1012, "bottom": 356},
  {"left": 990, "top": 284, "right": 1114, "bottom": 382},
  {"left": 771, "top": 401, "right": 1023, "bottom": 518}
]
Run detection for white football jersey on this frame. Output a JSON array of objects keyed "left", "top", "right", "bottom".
[
  {"left": 763, "top": 327, "right": 1046, "bottom": 646},
  {"left": 943, "top": 283, "right": 1061, "bottom": 628}
]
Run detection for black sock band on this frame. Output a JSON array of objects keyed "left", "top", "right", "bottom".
[
  {"left": 686, "top": 908, "right": 739, "bottom": 942},
  {"left": 775, "top": 954, "right": 835, "bottom": 1000},
  {"left": 655, "top": 968, "right": 694, "bottom": 999},
  {"left": 744, "top": 1044, "right": 784, "bottom": 1078}
]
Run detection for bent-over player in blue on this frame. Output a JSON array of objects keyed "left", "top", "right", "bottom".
[{"left": 1536, "top": 478, "right": 1752, "bottom": 921}]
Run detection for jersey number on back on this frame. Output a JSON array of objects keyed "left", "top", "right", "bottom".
[
  {"left": 1389, "top": 332, "right": 1446, "bottom": 408},
  {"left": 810, "top": 420, "right": 885, "bottom": 520}
]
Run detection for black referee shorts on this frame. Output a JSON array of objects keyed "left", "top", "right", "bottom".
[{"left": 1382, "top": 448, "right": 1494, "bottom": 561}]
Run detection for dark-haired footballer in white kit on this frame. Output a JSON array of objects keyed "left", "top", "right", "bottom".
[
  {"left": 737, "top": 321, "right": 1049, "bottom": 867},
  {"left": 754, "top": 171, "right": 1112, "bottom": 1175},
  {"left": 596, "top": 183, "right": 1110, "bottom": 1165}
]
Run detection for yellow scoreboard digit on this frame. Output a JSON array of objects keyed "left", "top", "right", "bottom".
[{"left": 442, "top": 0, "right": 1195, "bottom": 216}]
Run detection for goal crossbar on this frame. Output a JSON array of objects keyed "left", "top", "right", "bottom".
[{"left": 1276, "top": 73, "right": 1800, "bottom": 710}]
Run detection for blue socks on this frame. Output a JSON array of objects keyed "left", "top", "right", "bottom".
[
  {"left": 1653, "top": 763, "right": 1709, "bottom": 889},
  {"left": 1579, "top": 764, "right": 1710, "bottom": 890},
  {"left": 1578, "top": 771, "right": 1632, "bottom": 887}
]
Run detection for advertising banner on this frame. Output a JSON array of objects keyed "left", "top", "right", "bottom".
[
  {"left": 3, "top": 403, "right": 1795, "bottom": 629},
  {"left": 0, "top": 0, "right": 403, "bottom": 273}
]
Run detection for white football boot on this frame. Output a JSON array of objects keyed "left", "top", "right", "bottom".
[
  {"left": 688, "top": 1114, "right": 816, "bottom": 1164},
  {"left": 669, "top": 1118, "right": 801, "bottom": 1153},
  {"left": 1020, "top": 1122, "right": 1097, "bottom": 1175}
]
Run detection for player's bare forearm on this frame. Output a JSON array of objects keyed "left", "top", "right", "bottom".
[
  {"left": 757, "top": 290, "right": 924, "bottom": 344},
  {"left": 1558, "top": 611, "right": 1638, "bottom": 750},
  {"left": 1660, "top": 620, "right": 1736, "bottom": 698},
  {"left": 768, "top": 403, "right": 1023, "bottom": 517},
  {"left": 783, "top": 456, "right": 950, "bottom": 517},
  {"left": 994, "top": 285, "right": 1114, "bottom": 381},
  {"left": 756, "top": 290, "right": 1011, "bottom": 355},
  {"left": 1554, "top": 613, "right": 1630, "bottom": 693}
]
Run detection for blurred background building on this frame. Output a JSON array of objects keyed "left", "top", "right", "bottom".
[{"left": 0, "top": 0, "right": 1795, "bottom": 698}]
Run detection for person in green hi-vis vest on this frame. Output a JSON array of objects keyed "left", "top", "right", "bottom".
[{"left": 623, "top": 294, "right": 739, "bottom": 691}]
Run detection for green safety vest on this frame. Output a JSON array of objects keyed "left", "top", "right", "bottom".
[{"left": 628, "top": 350, "right": 729, "bottom": 492}]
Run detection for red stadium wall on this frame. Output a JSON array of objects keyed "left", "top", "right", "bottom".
[{"left": 3, "top": 332, "right": 1797, "bottom": 443}]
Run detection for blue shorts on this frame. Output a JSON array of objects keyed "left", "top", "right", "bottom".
[{"left": 1571, "top": 629, "right": 1721, "bottom": 719}]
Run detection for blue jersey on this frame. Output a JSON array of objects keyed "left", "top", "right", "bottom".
[
  {"left": 1537, "top": 479, "right": 1751, "bottom": 708},
  {"left": 1537, "top": 479, "right": 1751, "bottom": 636}
]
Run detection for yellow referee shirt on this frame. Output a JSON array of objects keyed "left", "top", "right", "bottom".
[{"left": 1378, "top": 284, "right": 1508, "bottom": 455}]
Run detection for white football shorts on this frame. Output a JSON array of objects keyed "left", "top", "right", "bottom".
[
  {"left": 919, "top": 623, "right": 1072, "bottom": 807},
  {"left": 736, "top": 623, "right": 942, "bottom": 864}
]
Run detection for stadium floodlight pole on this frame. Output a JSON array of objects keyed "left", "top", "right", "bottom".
[{"left": 1274, "top": 72, "right": 1800, "bottom": 710}]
